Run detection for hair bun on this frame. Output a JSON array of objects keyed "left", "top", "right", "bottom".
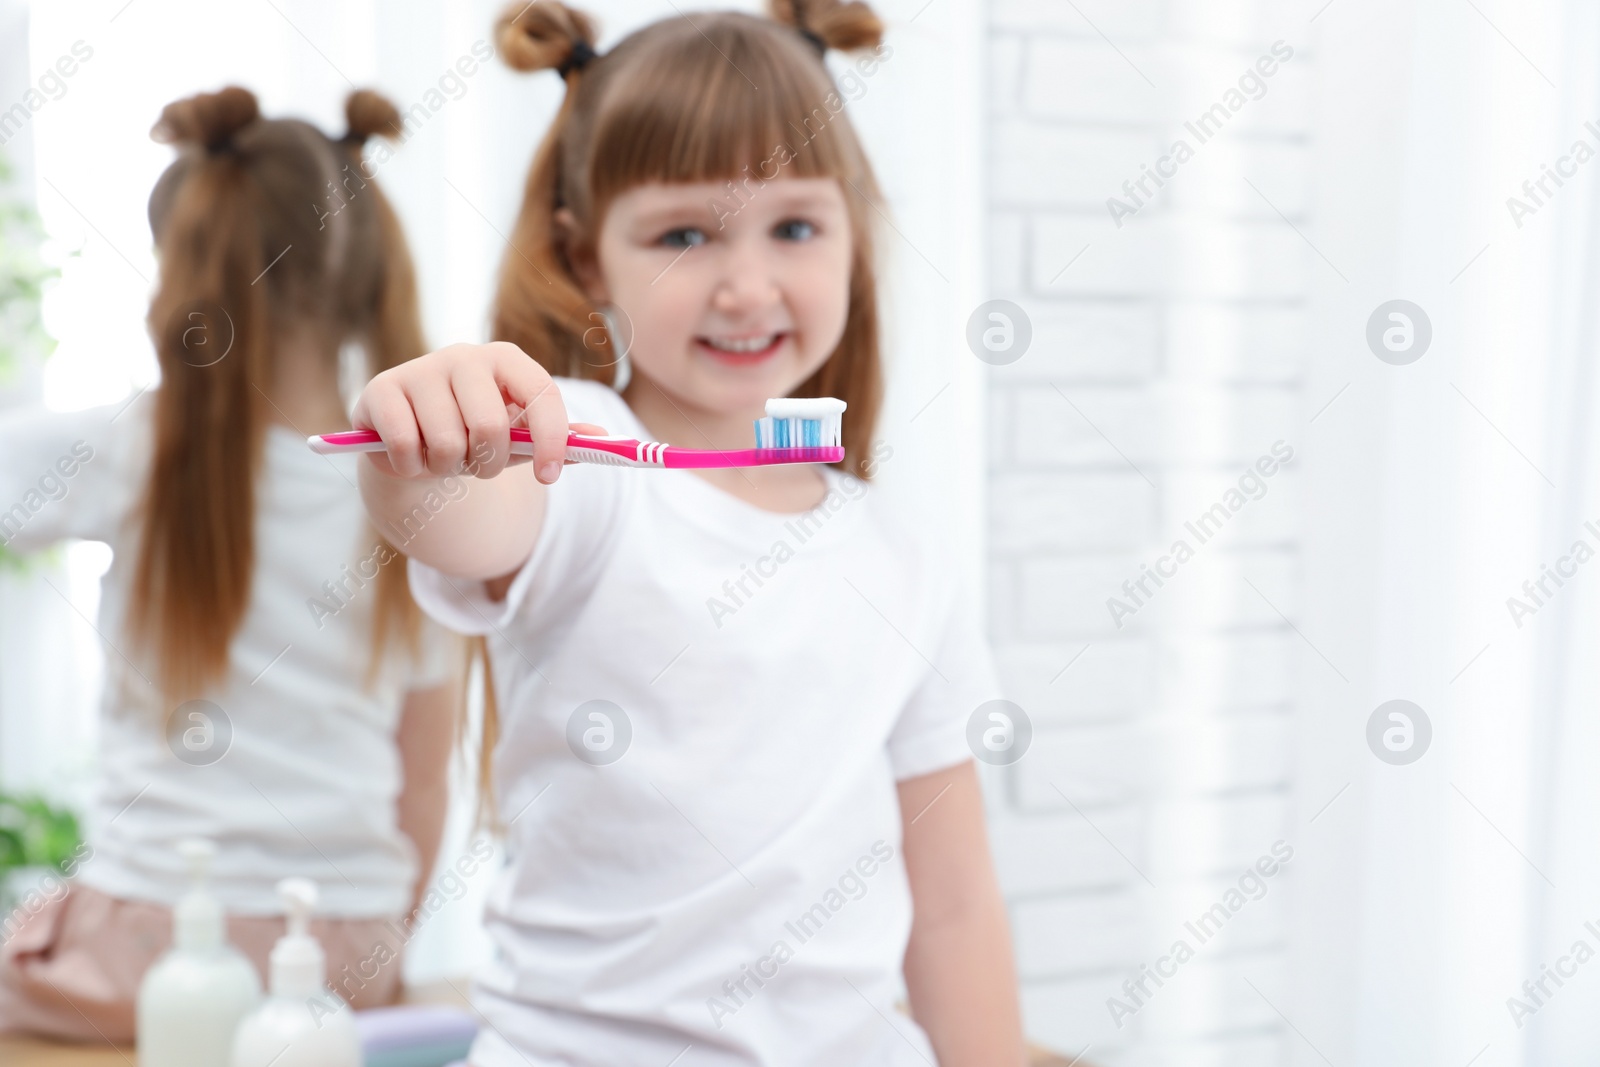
[
  {"left": 345, "top": 89, "right": 403, "bottom": 144},
  {"left": 770, "top": 0, "right": 883, "bottom": 52},
  {"left": 151, "top": 86, "right": 260, "bottom": 151},
  {"left": 496, "top": 0, "right": 599, "bottom": 76}
]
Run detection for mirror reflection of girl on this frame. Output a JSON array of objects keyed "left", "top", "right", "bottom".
[
  {"left": 353, "top": 2, "right": 1025, "bottom": 1063},
  {"left": 0, "top": 88, "right": 459, "bottom": 1042}
]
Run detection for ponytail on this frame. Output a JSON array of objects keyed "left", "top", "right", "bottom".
[
  {"left": 137, "top": 86, "right": 433, "bottom": 702},
  {"left": 490, "top": 2, "right": 612, "bottom": 388},
  {"left": 768, "top": 0, "right": 884, "bottom": 52},
  {"left": 138, "top": 89, "right": 272, "bottom": 701},
  {"left": 496, "top": 1, "right": 599, "bottom": 79}
]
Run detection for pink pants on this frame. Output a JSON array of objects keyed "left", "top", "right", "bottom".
[{"left": 0, "top": 883, "right": 406, "bottom": 1044}]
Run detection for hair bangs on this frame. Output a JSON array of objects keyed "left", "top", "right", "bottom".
[{"left": 578, "top": 14, "right": 869, "bottom": 220}]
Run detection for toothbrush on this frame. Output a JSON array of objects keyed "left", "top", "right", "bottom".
[{"left": 308, "top": 397, "right": 847, "bottom": 469}]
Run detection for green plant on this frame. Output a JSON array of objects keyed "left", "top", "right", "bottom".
[
  {"left": 0, "top": 151, "right": 56, "bottom": 382},
  {"left": 0, "top": 148, "right": 62, "bottom": 573},
  {"left": 0, "top": 791, "right": 81, "bottom": 876}
]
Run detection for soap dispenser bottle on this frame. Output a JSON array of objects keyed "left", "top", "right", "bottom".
[
  {"left": 137, "top": 838, "right": 262, "bottom": 1067},
  {"left": 230, "top": 877, "right": 361, "bottom": 1067}
]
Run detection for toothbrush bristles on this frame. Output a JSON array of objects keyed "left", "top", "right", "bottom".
[
  {"left": 752, "top": 415, "right": 842, "bottom": 448},
  {"left": 753, "top": 397, "right": 846, "bottom": 450}
]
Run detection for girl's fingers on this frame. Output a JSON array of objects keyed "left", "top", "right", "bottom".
[
  {"left": 503, "top": 422, "right": 609, "bottom": 467},
  {"left": 451, "top": 359, "right": 513, "bottom": 479},
  {"left": 401, "top": 371, "right": 472, "bottom": 478},
  {"left": 352, "top": 343, "right": 581, "bottom": 480},
  {"left": 489, "top": 343, "right": 568, "bottom": 484},
  {"left": 358, "top": 373, "right": 424, "bottom": 478}
]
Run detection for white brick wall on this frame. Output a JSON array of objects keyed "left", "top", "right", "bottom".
[{"left": 983, "top": 4, "right": 1307, "bottom": 1063}]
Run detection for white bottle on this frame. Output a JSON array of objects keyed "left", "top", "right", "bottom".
[
  {"left": 230, "top": 878, "right": 361, "bottom": 1067},
  {"left": 137, "top": 839, "right": 262, "bottom": 1067}
]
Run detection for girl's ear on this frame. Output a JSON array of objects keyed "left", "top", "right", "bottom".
[{"left": 554, "top": 207, "right": 608, "bottom": 303}]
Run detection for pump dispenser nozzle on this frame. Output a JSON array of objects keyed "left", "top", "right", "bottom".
[
  {"left": 280, "top": 878, "right": 314, "bottom": 936},
  {"left": 172, "top": 838, "right": 224, "bottom": 952},
  {"left": 268, "top": 877, "right": 324, "bottom": 999},
  {"left": 179, "top": 837, "right": 215, "bottom": 874}
]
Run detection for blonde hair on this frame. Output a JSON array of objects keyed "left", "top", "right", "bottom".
[
  {"left": 140, "top": 87, "right": 426, "bottom": 700},
  {"left": 471, "top": 0, "right": 890, "bottom": 824}
]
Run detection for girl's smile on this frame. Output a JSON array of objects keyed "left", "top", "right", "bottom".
[{"left": 695, "top": 330, "right": 793, "bottom": 364}]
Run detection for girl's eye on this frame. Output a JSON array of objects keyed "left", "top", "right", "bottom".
[
  {"left": 774, "top": 219, "right": 816, "bottom": 241},
  {"left": 659, "top": 227, "right": 707, "bottom": 249}
]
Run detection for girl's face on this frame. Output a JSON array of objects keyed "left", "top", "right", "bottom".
[{"left": 578, "top": 177, "right": 853, "bottom": 418}]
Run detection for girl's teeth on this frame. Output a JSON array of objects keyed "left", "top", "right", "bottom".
[{"left": 706, "top": 334, "right": 777, "bottom": 353}]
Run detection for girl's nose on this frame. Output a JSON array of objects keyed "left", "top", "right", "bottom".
[{"left": 710, "top": 242, "right": 782, "bottom": 315}]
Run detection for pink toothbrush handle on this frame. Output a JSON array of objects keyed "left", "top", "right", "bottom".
[
  {"left": 307, "top": 428, "right": 841, "bottom": 468},
  {"left": 568, "top": 434, "right": 842, "bottom": 468},
  {"left": 657, "top": 446, "right": 844, "bottom": 468}
]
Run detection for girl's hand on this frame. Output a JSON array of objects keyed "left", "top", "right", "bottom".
[{"left": 352, "top": 341, "right": 573, "bottom": 484}]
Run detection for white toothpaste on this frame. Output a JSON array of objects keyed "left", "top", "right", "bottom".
[{"left": 764, "top": 397, "right": 847, "bottom": 420}]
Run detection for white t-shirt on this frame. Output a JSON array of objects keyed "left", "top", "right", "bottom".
[
  {"left": 0, "top": 395, "right": 452, "bottom": 917},
  {"left": 409, "top": 378, "right": 999, "bottom": 1067}
]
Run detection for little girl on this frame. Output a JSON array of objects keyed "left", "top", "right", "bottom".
[
  {"left": 354, "top": 1, "right": 1024, "bottom": 1063},
  {"left": 0, "top": 87, "right": 458, "bottom": 1040}
]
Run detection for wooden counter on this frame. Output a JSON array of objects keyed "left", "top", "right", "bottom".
[{"left": 0, "top": 982, "right": 1084, "bottom": 1065}]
